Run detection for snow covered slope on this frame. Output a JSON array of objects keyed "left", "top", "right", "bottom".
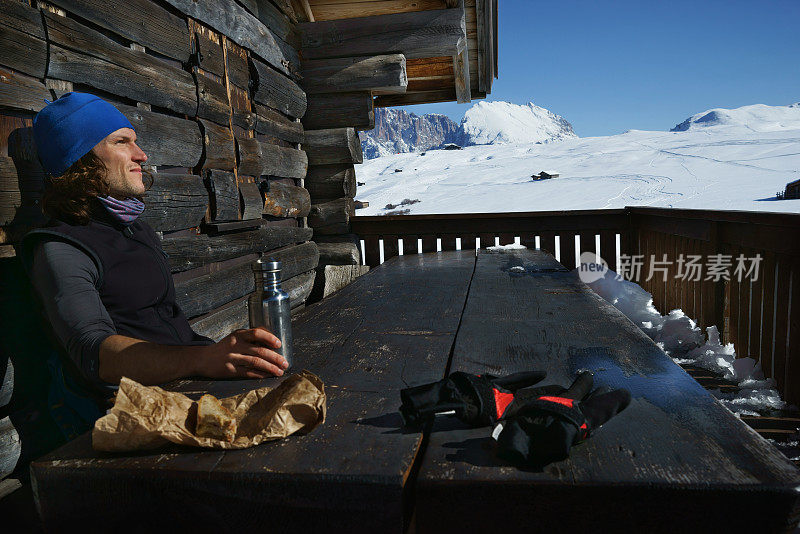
[
  {"left": 454, "top": 101, "right": 577, "bottom": 145},
  {"left": 671, "top": 102, "right": 800, "bottom": 132},
  {"left": 356, "top": 103, "right": 800, "bottom": 215}
]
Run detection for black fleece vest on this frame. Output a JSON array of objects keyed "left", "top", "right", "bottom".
[{"left": 23, "top": 213, "right": 211, "bottom": 349}]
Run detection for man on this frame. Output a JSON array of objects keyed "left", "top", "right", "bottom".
[{"left": 22, "top": 93, "right": 287, "bottom": 419}]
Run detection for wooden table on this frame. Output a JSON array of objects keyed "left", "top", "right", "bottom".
[{"left": 31, "top": 250, "right": 800, "bottom": 533}]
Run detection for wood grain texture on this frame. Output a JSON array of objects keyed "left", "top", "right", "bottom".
[
  {"left": 196, "top": 73, "right": 231, "bottom": 125},
  {"left": 44, "top": 13, "right": 197, "bottom": 115},
  {"left": 250, "top": 56, "right": 307, "bottom": 119},
  {"left": 303, "top": 128, "right": 363, "bottom": 165},
  {"left": 194, "top": 27, "right": 225, "bottom": 77},
  {"left": 163, "top": 0, "right": 300, "bottom": 77},
  {"left": 45, "top": 0, "right": 191, "bottom": 61},
  {"left": 317, "top": 241, "right": 360, "bottom": 265},
  {"left": 239, "top": 181, "right": 263, "bottom": 220},
  {"left": 301, "top": 54, "right": 407, "bottom": 94},
  {"left": 253, "top": 104, "right": 305, "bottom": 143},
  {"left": 303, "top": 92, "right": 373, "bottom": 131},
  {"left": 225, "top": 40, "right": 250, "bottom": 89},
  {"left": 300, "top": 8, "right": 466, "bottom": 60},
  {"left": 0, "top": 416, "right": 20, "bottom": 480},
  {"left": 0, "top": 356, "right": 12, "bottom": 408},
  {"left": 0, "top": 70, "right": 51, "bottom": 113},
  {"left": 161, "top": 226, "right": 313, "bottom": 272},
  {"left": 204, "top": 169, "right": 239, "bottom": 221},
  {"left": 305, "top": 164, "right": 356, "bottom": 200},
  {"left": 415, "top": 249, "right": 800, "bottom": 533},
  {"left": 237, "top": 138, "right": 308, "bottom": 179},
  {"left": 309, "top": 198, "right": 353, "bottom": 229},
  {"left": 199, "top": 118, "right": 237, "bottom": 171},
  {"left": 262, "top": 181, "right": 311, "bottom": 218},
  {"left": 118, "top": 105, "right": 202, "bottom": 168},
  {"left": 0, "top": 1, "right": 47, "bottom": 78},
  {"left": 141, "top": 173, "right": 208, "bottom": 232}
]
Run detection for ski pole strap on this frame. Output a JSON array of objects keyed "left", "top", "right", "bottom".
[{"left": 518, "top": 396, "right": 590, "bottom": 441}]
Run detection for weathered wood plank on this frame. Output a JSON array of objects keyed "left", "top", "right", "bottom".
[
  {"left": 239, "top": 181, "right": 263, "bottom": 220},
  {"left": 163, "top": 0, "right": 300, "bottom": 78},
  {"left": 118, "top": 105, "right": 202, "bottom": 168},
  {"left": 246, "top": 0, "right": 297, "bottom": 48},
  {"left": 301, "top": 54, "right": 407, "bottom": 94},
  {"left": 0, "top": 71, "right": 51, "bottom": 114},
  {"left": 0, "top": 157, "right": 23, "bottom": 226},
  {"left": 45, "top": 0, "right": 191, "bottom": 61},
  {"left": 0, "top": 1, "right": 47, "bottom": 78},
  {"left": 317, "top": 241, "right": 359, "bottom": 266},
  {"left": 141, "top": 174, "right": 208, "bottom": 232},
  {"left": 196, "top": 74, "right": 231, "bottom": 125},
  {"left": 303, "top": 128, "right": 363, "bottom": 165},
  {"left": 253, "top": 104, "right": 305, "bottom": 144},
  {"left": 0, "top": 416, "right": 21, "bottom": 480},
  {"left": 300, "top": 8, "right": 466, "bottom": 60},
  {"left": 305, "top": 164, "right": 356, "bottom": 200},
  {"left": 176, "top": 242, "right": 318, "bottom": 318},
  {"left": 199, "top": 118, "right": 236, "bottom": 170},
  {"left": 452, "top": 45, "right": 471, "bottom": 103},
  {"left": 310, "top": 264, "right": 369, "bottom": 300},
  {"left": 309, "top": 198, "right": 353, "bottom": 229},
  {"left": 0, "top": 357, "right": 12, "bottom": 409},
  {"left": 204, "top": 169, "right": 239, "bottom": 221},
  {"left": 161, "top": 226, "right": 313, "bottom": 272},
  {"left": 374, "top": 89, "right": 457, "bottom": 107},
  {"left": 237, "top": 138, "right": 308, "bottom": 179},
  {"left": 262, "top": 181, "right": 311, "bottom": 218},
  {"left": 44, "top": 13, "right": 197, "bottom": 115},
  {"left": 250, "top": 57, "right": 307, "bottom": 119},
  {"left": 416, "top": 249, "right": 800, "bottom": 533},
  {"left": 225, "top": 40, "right": 250, "bottom": 89},
  {"left": 303, "top": 92, "right": 373, "bottom": 131},
  {"left": 194, "top": 26, "right": 225, "bottom": 78}
]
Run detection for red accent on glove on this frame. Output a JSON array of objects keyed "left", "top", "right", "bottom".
[
  {"left": 579, "top": 422, "right": 589, "bottom": 439},
  {"left": 537, "top": 396, "right": 576, "bottom": 408},
  {"left": 493, "top": 389, "right": 515, "bottom": 419}
]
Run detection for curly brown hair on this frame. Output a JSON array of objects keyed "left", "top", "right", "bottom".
[{"left": 42, "top": 151, "right": 152, "bottom": 225}]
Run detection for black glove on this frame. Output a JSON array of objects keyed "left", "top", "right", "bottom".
[
  {"left": 495, "top": 371, "right": 631, "bottom": 467},
  {"left": 400, "top": 370, "right": 547, "bottom": 427}
]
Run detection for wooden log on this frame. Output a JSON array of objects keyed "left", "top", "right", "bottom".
[
  {"left": 317, "top": 242, "right": 360, "bottom": 266},
  {"left": 239, "top": 182, "right": 263, "bottom": 220},
  {"left": 303, "top": 92, "right": 373, "bottom": 131},
  {"left": 253, "top": 104, "right": 304, "bottom": 144},
  {"left": 309, "top": 198, "right": 353, "bottom": 229},
  {"left": 284, "top": 269, "right": 316, "bottom": 307},
  {"left": 0, "top": 71, "right": 51, "bottom": 113},
  {"left": 225, "top": 40, "right": 250, "bottom": 89},
  {"left": 196, "top": 74, "right": 231, "bottom": 126},
  {"left": 194, "top": 27, "right": 225, "bottom": 78},
  {"left": 250, "top": 57, "right": 307, "bottom": 119},
  {"left": 246, "top": 0, "right": 297, "bottom": 47},
  {"left": 452, "top": 44, "right": 471, "bottom": 104},
  {"left": 175, "top": 242, "right": 318, "bottom": 318},
  {"left": 162, "top": 0, "right": 300, "bottom": 78},
  {"left": 0, "top": 357, "right": 12, "bottom": 409},
  {"left": 375, "top": 89, "right": 457, "bottom": 107},
  {"left": 199, "top": 119, "right": 236, "bottom": 170},
  {"left": 161, "top": 226, "right": 313, "bottom": 272},
  {"left": 267, "top": 0, "right": 298, "bottom": 24},
  {"left": 261, "top": 181, "right": 311, "bottom": 218},
  {"left": 311, "top": 264, "right": 369, "bottom": 301},
  {"left": 141, "top": 174, "right": 208, "bottom": 232},
  {"left": 44, "top": 12, "right": 197, "bottom": 115},
  {"left": 301, "top": 54, "right": 407, "bottom": 94},
  {"left": 0, "top": 416, "right": 21, "bottom": 480},
  {"left": 300, "top": 8, "right": 466, "bottom": 60},
  {"left": 312, "top": 222, "right": 351, "bottom": 236},
  {"left": 190, "top": 296, "right": 249, "bottom": 342},
  {"left": 0, "top": 157, "right": 23, "bottom": 226},
  {"left": 45, "top": 0, "right": 191, "bottom": 62},
  {"left": 305, "top": 164, "right": 356, "bottom": 201},
  {"left": 303, "top": 128, "right": 363, "bottom": 165},
  {"left": 237, "top": 138, "right": 308, "bottom": 179},
  {"left": 203, "top": 170, "right": 239, "bottom": 221},
  {"left": 0, "top": 1, "right": 47, "bottom": 78},
  {"left": 118, "top": 105, "right": 202, "bottom": 168}
]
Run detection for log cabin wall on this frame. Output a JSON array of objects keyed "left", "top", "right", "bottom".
[{"left": 0, "top": 0, "right": 318, "bottom": 482}]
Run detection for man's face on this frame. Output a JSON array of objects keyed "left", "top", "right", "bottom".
[{"left": 91, "top": 127, "right": 148, "bottom": 198}]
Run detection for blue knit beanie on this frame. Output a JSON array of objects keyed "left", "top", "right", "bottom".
[{"left": 32, "top": 92, "right": 134, "bottom": 177}]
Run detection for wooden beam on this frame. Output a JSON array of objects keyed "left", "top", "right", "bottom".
[
  {"left": 374, "top": 89, "right": 456, "bottom": 107},
  {"left": 303, "top": 128, "right": 363, "bottom": 165},
  {"left": 309, "top": 198, "right": 354, "bottom": 230},
  {"left": 0, "top": 1, "right": 47, "bottom": 78},
  {"left": 0, "top": 71, "right": 51, "bottom": 114},
  {"left": 118, "top": 105, "right": 203, "bottom": 168},
  {"left": 253, "top": 104, "right": 305, "bottom": 144},
  {"left": 476, "top": 0, "right": 488, "bottom": 93},
  {"left": 262, "top": 181, "right": 311, "bottom": 218},
  {"left": 303, "top": 92, "right": 373, "bottom": 131},
  {"left": 300, "top": 8, "right": 466, "bottom": 61},
  {"left": 305, "top": 164, "right": 356, "bottom": 201},
  {"left": 301, "top": 54, "right": 407, "bottom": 94},
  {"left": 199, "top": 119, "right": 236, "bottom": 171},
  {"left": 250, "top": 57, "right": 308, "bottom": 119},
  {"left": 307, "top": 0, "right": 448, "bottom": 21},
  {"left": 237, "top": 138, "right": 308, "bottom": 179},
  {"left": 300, "top": 0, "right": 315, "bottom": 22},
  {"left": 452, "top": 42, "right": 471, "bottom": 103},
  {"left": 141, "top": 174, "right": 208, "bottom": 232},
  {"left": 203, "top": 169, "right": 239, "bottom": 221}
]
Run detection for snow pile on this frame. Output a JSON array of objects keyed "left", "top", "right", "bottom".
[
  {"left": 455, "top": 101, "right": 577, "bottom": 146},
  {"left": 584, "top": 265, "right": 786, "bottom": 415},
  {"left": 486, "top": 243, "right": 527, "bottom": 252},
  {"left": 671, "top": 102, "right": 800, "bottom": 132}
]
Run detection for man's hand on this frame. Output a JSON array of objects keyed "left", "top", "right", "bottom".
[{"left": 195, "top": 327, "right": 288, "bottom": 379}]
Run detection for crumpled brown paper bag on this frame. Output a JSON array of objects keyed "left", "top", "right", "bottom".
[{"left": 92, "top": 370, "right": 326, "bottom": 451}]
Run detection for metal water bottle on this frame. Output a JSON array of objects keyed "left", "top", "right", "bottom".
[{"left": 249, "top": 259, "right": 293, "bottom": 368}]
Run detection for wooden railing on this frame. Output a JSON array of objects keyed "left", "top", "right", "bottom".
[{"left": 351, "top": 207, "right": 800, "bottom": 405}]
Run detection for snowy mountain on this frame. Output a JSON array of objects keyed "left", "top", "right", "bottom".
[
  {"left": 671, "top": 102, "right": 800, "bottom": 132},
  {"left": 355, "top": 102, "right": 800, "bottom": 215},
  {"left": 452, "top": 101, "right": 577, "bottom": 145},
  {"left": 360, "top": 108, "right": 460, "bottom": 159},
  {"left": 360, "top": 101, "right": 576, "bottom": 159}
]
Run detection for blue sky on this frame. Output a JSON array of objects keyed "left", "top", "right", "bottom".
[{"left": 400, "top": 0, "right": 800, "bottom": 137}]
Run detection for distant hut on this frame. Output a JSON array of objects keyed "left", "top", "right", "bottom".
[{"left": 785, "top": 178, "right": 800, "bottom": 199}]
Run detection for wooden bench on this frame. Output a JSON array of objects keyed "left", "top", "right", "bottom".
[{"left": 30, "top": 250, "right": 800, "bottom": 532}]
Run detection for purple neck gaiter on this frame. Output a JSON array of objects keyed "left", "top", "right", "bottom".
[{"left": 96, "top": 195, "right": 145, "bottom": 226}]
